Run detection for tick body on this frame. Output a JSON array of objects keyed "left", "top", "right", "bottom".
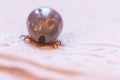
[{"left": 22, "top": 7, "right": 63, "bottom": 47}]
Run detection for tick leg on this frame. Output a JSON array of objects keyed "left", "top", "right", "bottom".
[
  {"left": 55, "top": 40, "right": 62, "bottom": 46},
  {"left": 46, "top": 40, "right": 62, "bottom": 48},
  {"left": 51, "top": 43, "right": 57, "bottom": 48},
  {"left": 20, "top": 35, "right": 34, "bottom": 42},
  {"left": 20, "top": 35, "right": 62, "bottom": 48}
]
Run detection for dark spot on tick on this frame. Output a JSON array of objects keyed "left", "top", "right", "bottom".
[{"left": 39, "top": 36, "right": 45, "bottom": 44}]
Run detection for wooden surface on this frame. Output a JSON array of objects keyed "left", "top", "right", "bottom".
[{"left": 0, "top": 0, "right": 120, "bottom": 80}]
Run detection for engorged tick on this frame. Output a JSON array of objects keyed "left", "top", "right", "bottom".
[{"left": 21, "top": 7, "right": 63, "bottom": 48}]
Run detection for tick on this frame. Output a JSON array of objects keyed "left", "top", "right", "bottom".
[{"left": 21, "top": 7, "right": 63, "bottom": 48}]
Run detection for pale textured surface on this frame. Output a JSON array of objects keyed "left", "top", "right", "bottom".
[{"left": 0, "top": 0, "right": 120, "bottom": 80}]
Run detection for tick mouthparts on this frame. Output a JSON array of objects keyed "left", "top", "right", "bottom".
[{"left": 39, "top": 35, "right": 46, "bottom": 44}]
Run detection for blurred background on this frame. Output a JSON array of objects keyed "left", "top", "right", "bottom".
[{"left": 0, "top": 0, "right": 120, "bottom": 80}]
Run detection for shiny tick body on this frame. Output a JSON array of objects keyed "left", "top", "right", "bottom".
[{"left": 21, "top": 7, "right": 63, "bottom": 47}]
